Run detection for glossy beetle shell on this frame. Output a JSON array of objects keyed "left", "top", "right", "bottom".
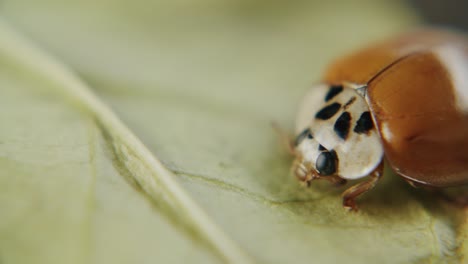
[{"left": 323, "top": 30, "right": 468, "bottom": 187}]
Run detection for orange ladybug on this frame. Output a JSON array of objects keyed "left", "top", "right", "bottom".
[{"left": 288, "top": 30, "right": 468, "bottom": 211}]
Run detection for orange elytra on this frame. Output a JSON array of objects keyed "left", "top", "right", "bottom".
[{"left": 287, "top": 29, "right": 468, "bottom": 211}]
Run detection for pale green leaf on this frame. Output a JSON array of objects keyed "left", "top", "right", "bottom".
[{"left": 0, "top": 1, "right": 466, "bottom": 264}]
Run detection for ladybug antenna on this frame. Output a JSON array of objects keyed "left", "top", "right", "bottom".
[{"left": 271, "top": 122, "right": 296, "bottom": 155}]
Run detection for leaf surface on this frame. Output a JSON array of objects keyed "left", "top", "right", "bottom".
[{"left": 0, "top": 1, "right": 466, "bottom": 263}]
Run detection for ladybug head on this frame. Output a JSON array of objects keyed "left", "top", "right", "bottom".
[
  {"left": 291, "top": 128, "right": 338, "bottom": 182},
  {"left": 291, "top": 83, "right": 384, "bottom": 182}
]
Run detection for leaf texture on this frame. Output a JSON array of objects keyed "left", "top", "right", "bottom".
[{"left": 0, "top": 1, "right": 466, "bottom": 263}]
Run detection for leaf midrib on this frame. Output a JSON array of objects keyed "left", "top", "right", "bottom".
[{"left": 0, "top": 18, "right": 255, "bottom": 264}]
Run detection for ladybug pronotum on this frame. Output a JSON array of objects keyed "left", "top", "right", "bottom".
[{"left": 288, "top": 30, "right": 468, "bottom": 211}]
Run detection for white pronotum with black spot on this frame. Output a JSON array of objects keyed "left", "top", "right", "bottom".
[{"left": 294, "top": 84, "right": 384, "bottom": 180}]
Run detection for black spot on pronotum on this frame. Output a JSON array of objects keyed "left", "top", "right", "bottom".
[
  {"left": 316, "top": 151, "right": 337, "bottom": 175},
  {"left": 354, "top": 111, "right": 374, "bottom": 134},
  {"left": 315, "top": 103, "right": 341, "bottom": 120},
  {"left": 318, "top": 144, "right": 326, "bottom": 151},
  {"left": 334, "top": 111, "right": 351, "bottom": 140},
  {"left": 325, "top": 85, "right": 343, "bottom": 101},
  {"left": 343, "top": 96, "right": 356, "bottom": 109},
  {"left": 295, "top": 128, "right": 312, "bottom": 146}
]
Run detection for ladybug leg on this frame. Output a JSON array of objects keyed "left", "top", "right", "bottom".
[
  {"left": 342, "top": 161, "right": 384, "bottom": 211},
  {"left": 430, "top": 188, "right": 468, "bottom": 208},
  {"left": 318, "top": 175, "right": 347, "bottom": 186},
  {"left": 438, "top": 192, "right": 468, "bottom": 208},
  {"left": 406, "top": 181, "right": 468, "bottom": 208},
  {"left": 271, "top": 122, "right": 295, "bottom": 155},
  {"left": 300, "top": 171, "right": 347, "bottom": 187}
]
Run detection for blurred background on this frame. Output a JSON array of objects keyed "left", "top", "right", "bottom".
[{"left": 411, "top": 0, "right": 468, "bottom": 30}]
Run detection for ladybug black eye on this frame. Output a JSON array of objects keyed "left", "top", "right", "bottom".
[{"left": 316, "top": 151, "right": 337, "bottom": 175}]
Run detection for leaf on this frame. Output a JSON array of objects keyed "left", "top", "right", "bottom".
[
  {"left": 0, "top": 16, "right": 250, "bottom": 264},
  {"left": 0, "top": 1, "right": 467, "bottom": 264}
]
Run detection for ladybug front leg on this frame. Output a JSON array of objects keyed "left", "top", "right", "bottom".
[
  {"left": 341, "top": 161, "right": 384, "bottom": 211},
  {"left": 317, "top": 175, "right": 347, "bottom": 186}
]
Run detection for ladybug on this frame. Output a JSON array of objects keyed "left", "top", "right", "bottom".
[{"left": 285, "top": 30, "right": 468, "bottom": 211}]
